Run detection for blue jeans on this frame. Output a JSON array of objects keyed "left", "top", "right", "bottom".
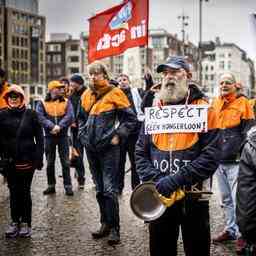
[
  {"left": 86, "top": 145, "right": 120, "bottom": 230},
  {"left": 215, "top": 163, "right": 239, "bottom": 238},
  {"left": 45, "top": 136, "right": 72, "bottom": 189}
]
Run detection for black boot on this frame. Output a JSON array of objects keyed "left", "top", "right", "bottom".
[
  {"left": 43, "top": 187, "right": 56, "bottom": 195},
  {"left": 91, "top": 223, "right": 110, "bottom": 239},
  {"left": 108, "top": 228, "right": 120, "bottom": 245}
]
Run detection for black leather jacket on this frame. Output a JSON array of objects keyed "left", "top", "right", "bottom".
[{"left": 237, "top": 126, "right": 256, "bottom": 244}]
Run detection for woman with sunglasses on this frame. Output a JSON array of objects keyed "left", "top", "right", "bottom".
[{"left": 0, "top": 85, "right": 44, "bottom": 238}]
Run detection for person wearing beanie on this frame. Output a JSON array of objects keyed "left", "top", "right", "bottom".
[
  {"left": 212, "top": 72, "right": 255, "bottom": 254},
  {"left": 0, "top": 85, "right": 44, "bottom": 238},
  {"left": 0, "top": 68, "right": 10, "bottom": 110},
  {"left": 36, "top": 80, "right": 75, "bottom": 196},
  {"left": 70, "top": 74, "right": 84, "bottom": 86},
  {"left": 69, "top": 74, "right": 87, "bottom": 189}
]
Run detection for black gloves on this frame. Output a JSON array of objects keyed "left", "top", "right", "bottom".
[{"left": 156, "top": 175, "right": 175, "bottom": 197}]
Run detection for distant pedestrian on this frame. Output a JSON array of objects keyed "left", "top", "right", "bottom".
[
  {"left": 212, "top": 73, "right": 254, "bottom": 254},
  {"left": 0, "top": 85, "right": 44, "bottom": 238},
  {"left": 36, "top": 80, "right": 74, "bottom": 196},
  {"left": 78, "top": 61, "right": 137, "bottom": 245},
  {"left": 117, "top": 73, "right": 144, "bottom": 193},
  {"left": 69, "top": 74, "right": 87, "bottom": 189}
]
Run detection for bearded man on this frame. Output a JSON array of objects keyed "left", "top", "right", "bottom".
[{"left": 135, "top": 56, "right": 220, "bottom": 256}]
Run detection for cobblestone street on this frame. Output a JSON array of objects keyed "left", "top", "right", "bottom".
[{"left": 0, "top": 161, "right": 237, "bottom": 256}]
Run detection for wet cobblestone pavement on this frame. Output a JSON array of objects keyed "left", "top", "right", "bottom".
[{"left": 0, "top": 162, "right": 237, "bottom": 256}]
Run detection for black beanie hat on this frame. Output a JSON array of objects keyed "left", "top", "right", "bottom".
[
  {"left": 70, "top": 74, "right": 84, "bottom": 85},
  {"left": 0, "top": 68, "right": 6, "bottom": 78}
]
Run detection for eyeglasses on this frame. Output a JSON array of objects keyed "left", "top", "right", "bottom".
[{"left": 220, "top": 80, "right": 233, "bottom": 85}]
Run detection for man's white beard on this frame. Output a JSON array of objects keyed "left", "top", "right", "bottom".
[{"left": 155, "top": 79, "right": 188, "bottom": 104}]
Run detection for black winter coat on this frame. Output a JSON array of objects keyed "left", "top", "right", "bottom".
[
  {"left": 237, "top": 126, "right": 256, "bottom": 244},
  {"left": 0, "top": 107, "right": 44, "bottom": 168}
]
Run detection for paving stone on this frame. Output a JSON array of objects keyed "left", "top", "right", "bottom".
[{"left": 0, "top": 160, "right": 237, "bottom": 255}]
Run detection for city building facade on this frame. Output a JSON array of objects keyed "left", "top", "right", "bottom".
[
  {"left": 202, "top": 39, "right": 255, "bottom": 98},
  {"left": 79, "top": 28, "right": 199, "bottom": 88},
  {"left": 0, "top": 0, "right": 46, "bottom": 108}
]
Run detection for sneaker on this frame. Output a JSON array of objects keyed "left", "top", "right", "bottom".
[
  {"left": 91, "top": 223, "right": 111, "bottom": 239},
  {"left": 43, "top": 187, "right": 56, "bottom": 195},
  {"left": 5, "top": 222, "right": 19, "bottom": 238},
  {"left": 236, "top": 238, "right": 247, "bottom": 255},
  {"left": 212, "top": 230, "right": 236, "bottom": 243},
  {"left": 19, "top": 223, "right": 31, "bottom": 238},
  {"left": 108, "top": 228, "right": 120, "bottom": 246},
  {"left": 65, "top": 188, "right": 74, "bottom": 196}
]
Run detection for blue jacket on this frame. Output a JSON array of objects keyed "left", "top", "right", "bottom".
[{"left": 36, "top": 97, "right": 74, "bottom": 137}]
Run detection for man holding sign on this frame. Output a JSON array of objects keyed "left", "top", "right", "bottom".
[{"left": 136, "top": 56, "right": 220, "bottom": 256}]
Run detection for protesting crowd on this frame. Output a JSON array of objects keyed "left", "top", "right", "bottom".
[{"left": 1, "top": 55, "right": 256, "bottom": 256}]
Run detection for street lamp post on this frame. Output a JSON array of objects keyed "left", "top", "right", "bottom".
[
  {"left": 199, "top": 0, "right": 208, "bottom": 87},
  {"left": 178, "top": 13, "right": 189, "bottom": 56}
]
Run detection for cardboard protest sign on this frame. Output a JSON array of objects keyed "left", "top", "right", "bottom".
[{"left": 144, "top": 105, "right": 208, "bottom": 134}]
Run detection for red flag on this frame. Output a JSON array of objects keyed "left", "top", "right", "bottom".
[{"left": 88, "top": 0, "right": 149, "bottom": 63}]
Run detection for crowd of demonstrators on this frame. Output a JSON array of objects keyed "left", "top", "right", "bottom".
[
  {"left": 136, "top": 56, "right": 220, "bottom": 256},
  {"left": 69, "top": 74, "right": 87, "bottom": 189},
  {"left": 78, "top": 61, "right": 137, "bottom": 245},
  {"left": 0, "top": 85, "right": 44, "bottom": 238},
  {"left": 116, "top": 74, "right": 144, "bottom": 194},
  {"left": 211, "top": 73, "right": 255, "bottom": 254},
  {"left": 36, "top": 80, "right": 75, "bottom": 196},
  {"left": 1, "top": 59, "right": 256, "bottom": 256}
]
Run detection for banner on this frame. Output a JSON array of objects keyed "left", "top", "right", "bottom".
[
  {"left": 88, "top": 0, "right": 149, "bottom": 63},
  {"left": 144, "top": 105, "right": 209, "bottom": 134}
]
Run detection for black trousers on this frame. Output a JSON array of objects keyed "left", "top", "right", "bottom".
[
  {"left": 6, "top": 168, "right": 35, "bottom": 227},
  {"left": 149, "top": 198, "right": 210, "bottom": 256},
  {"left": 86, "top": 145, "right": 120, "bottom": 230},
  {"left": 118, "top": 133, "right": 140, "bottom": 192}
]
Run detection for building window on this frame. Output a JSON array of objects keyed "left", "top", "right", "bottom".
[
  {"left": 211, "top": 65, "right": 214, "bottom": 71},
  {"left": 210, "top": 74, "right": 215, "bottom": 81},
  {"left": 228, "top": 53, "right": 232, "bottom": 58},
  {"left": 37, "top": 87, "right": 43, "bottom": 95},
  {"left": 69, "top": 56, "right": 79, "bottom": 62},
  {"left": 152, "top": 37, "right": 164, "bottom": 48},
  {"left": 46, "top": 55, "right": 51, "bottom": 63},
  {"left": 30, "top": 86, "right": 35, "bottom": 94},
  {"left": 70, "top": 68, "right": 79, "bottom": 74},
  {"left": 219, "top": 53, "right": 225, "bottom": 58},
  {"left": 53, "top": 55, "right": 61, "bottom": 63},
  {"left": 70, "top": 44, "right": 78, "bottom": 51},
  {"left": 205, "top": 74, "right": 208, "bottom": 80},
  {"left": 228, "top": 61, "right": 232, "bottom": 69},
  {"left": 219, "top": 61, "right": 225, "bottom": 69},
  {"left": 205, "top": 65, "right": 208, "bottom": 72}
]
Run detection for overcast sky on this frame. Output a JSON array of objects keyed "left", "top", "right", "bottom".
[{"left": 39, "top": 0, "right": 256, "bottom": 60}]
